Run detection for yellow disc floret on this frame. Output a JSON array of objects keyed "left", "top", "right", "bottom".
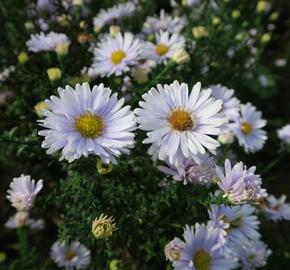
[
  {"left": 193, "top": 249, "right": 212, "bottom": 270},
  {"left": 240, "top": 121, "right": 252, "bottom": 135},
  {"left": 168, "top": 108, "right": 194, "bottom": 131},
  {"left": 75, "top": 113, "right": 104, "bottom": 138},
  {"left": 111, "top": 49, "right": 126, "bottom": 65},
  {"left": 155, "top": 44, "right": 169, "bottom": 56}
]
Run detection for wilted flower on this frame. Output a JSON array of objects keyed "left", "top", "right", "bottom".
[
  {"left": 51, "top": 241, "right": 91, "bottom": 269},
  {"left": 164, "top": 238, "right": 185, "bottom": 262},
  {"left": 92, "top": 214, "right": 117, "bottom": 239},
  {"left": 7, "top": 174, "right": 43, "bottom": 211}
]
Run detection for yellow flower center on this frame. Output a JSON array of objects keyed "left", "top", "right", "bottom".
[
  {"left": 111, "top": 49, "right": 126, "bottom": 65},
  {"left": 167, "top": 109, "right": 194, "bottom": 131},
  {"left": 230, "top": 216, "right": 243, "bottom": 229},
  {"left": 64, "top": 249, "right": 77, "bottom": 260},
  {"left": 155, "top": 44, "right": 169, "bottom": 56},
  {"left": 193, "top": 249, "right": 212, "bottom": 270},
  {"left": 75, "top": 113, "right": 104, "bottom": 138},
  {"left": 240, "top": 121, "right": 252, "bottom": 135}
]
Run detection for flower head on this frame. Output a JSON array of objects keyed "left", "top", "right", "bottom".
[
  {"left": 7, "top": 175, "right": 43, "bottom": 211},
  {"left": 277, "top": 124, "right": 290, "bottom": 144},
  {"left": 135, "top": 81, "right": 227, "bottom": 165},
  {"left": 39, "top": 83, "right": 136, "bottom": 163},
  {"left": 229, "top": 103, "right": 267, "bottom": 153},
  {"left": 92, "top": 214, "right": 117, "bottom": 239},
  {"left": 164, "top": 238, "right": 185, "bottom": 263},
  {"left": 88, "top": 32, "right": 141, "bottom": 77},
  {"left": 51, "top": 241, "right": 91, "bottom": 269},
  {"left": 143, "top": 31, "right": 185, "bottom": 64},
  {"left": 216, "top": 159, "right": 267, "bottom": 204},
  {"left": 26, "top": 32, "right": 70, "bottom": 53},
  {"left": 174, "top": 223, "right": 237, "bottom": 270}
]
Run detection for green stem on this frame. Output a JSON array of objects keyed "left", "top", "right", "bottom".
[{"left": 17, "top": 226, "right": 29, "bottom": 261}]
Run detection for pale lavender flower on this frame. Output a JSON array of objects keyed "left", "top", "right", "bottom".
[
  {"left": 229, "top": 103, "right": 267, "bottom": 153},
  {"left": 158, "top": 154, "right": 216, "bottom": 185},
  {"left": 277, "top": 124, "right": 290, "bottom": 144},
  {"left": 174, "top": 223, "right": 237, "bottom": 270},
  {"left": 7, "top": 175, "right": 43, "bottom": 211},
  {"left": 164, "top": 237, "right": 185, "bottom": 263},
  {"left": 235, "top": 240, "right": 271, "bottom": 270},
  {"left": 208, "top": 204, "right": 260, "bottom": 246},
  {"left": 216, "top": 159, "right": 267, "bottom": 204},
  {"left": 51, "top": 241, "right": 91, "bottom": 269},
  {"left": 261, "top": 194, "right": 290, "bottom": 221}
]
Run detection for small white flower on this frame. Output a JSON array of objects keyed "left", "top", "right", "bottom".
[
  {"left": 277, "top": 124, "right": 290, "bottom": 144},
  {"left": 88, "top": 32, "right": 142, "bottom": 77},
  {"left": 229, "top": 103, "right": 267, "bottom": 153},
  {"left": 26, "top": 31, "right": 70, "bottom": 53},
  {"left": 51, "top": 241, "right": 91, "bottom": 269},
  {"left": 93, "top": 2, "right": 136, "bottom": 29},
  {"left": 39, "top": 83, "right": 136, "bottom": 163},
  {"left": 216, "top": 159, "right": 267, "bottom": 204},
  {"left": 135, "top": 81, "right": 227, "bottom": 165},
  {"left": 164, "top": 237, "right": 185, "bottom": 262},
  {"left": 261, "top": 194, "right": 290, "bottom": 221},
  {"left": 7, "top": 175, "right": 43, "bottom": 211},
  {"left": 143, "top": 9, "right": 186, "bottom": 34},
  {"left": 143, "top": 31, "right": 185, "bottom": 64},
  {"left": 210, "top": 84, "right": 240, "bottom": 119}
]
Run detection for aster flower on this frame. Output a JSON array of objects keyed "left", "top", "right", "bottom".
[
  {"left": 260, "top": 194, "right": 290, "bottom": 221},
  {"left": 26, "top": 31, "right": 70, "bottom": 53},
  {"left": 216, "top": 159, "right": 267, "bottom": 204},
  {"left": 235, "top": 240, "right": 271, "bottom": 270},
  {"left": 208, "top": 204, "right": 260, "bottom": 246},
  {"left": 5, "top": 212, "right": 44, "bottom": 230},
  {"left": 39, "top": 83, "right": 136, "bottom": 163},
  {"left": 158, "top": 153, "right": 217, "bottom": 185},
  {"left": 135, "top": 81, "right": 227, "bottom": 165},
  {"left": 143, "top": 31, "right": 185, "bottom": 64},
  {"left": 277, "top": 124, "right": 290, "bottom": 144},
  {"left": 143, "top": 9, "right": 186, "bottom": 34},
  {"left": 93, "top": 2, "right": 136, "bottom": 30},
  {"left": 7, "top": 174, "right": 43, "bottom": 211},
  {"left": 92, "top": 213, "right": 117, "bottom": 239},
  {"left": 210, "top": 84, "right": 240, "bottom": 120},
  {"left": 88, "top": 32, "right": 141, "bottom": 77},
  {"left": 51, "top": 241, "right": 91, "bottom": 269},
  {"left": 174, "top": 223, "right": 237, "bottom": 270},
  {"left": 229, "top": 103, "right": 267, "bottom": 153},
  {"left": 164, "top": 237, "right": 185, "bottom": 263}
]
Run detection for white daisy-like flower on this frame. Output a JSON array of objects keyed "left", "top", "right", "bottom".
[
  {"left": 88, "top": 32, "right": 142, "bottom": 77},
  {"left": 210, "top": 84, "right": 240, "bottom": 119},
  {"left": 261, "top": 194, "right": 290, "bottom": 221},
  {"left": 277, "top": 124, "right": 290, "bottom": 144},
  {"left": 236, "top": 240, "right": 271, "bottom": 270},
  {"left": 229, "top": 103, "right": 267, "bottom": 153},
  {"left": 7, "top": 174, "right": 43, "bottom": 211},
  {"left": 143, "top": 31, "right": 185, "bottom": 64},
  {"left": 208, "top": 204, "right": 260, "bottom": 246},
  {"left": 216, "top": 159, "right": 267, "bottom": 204},
  {"left": 38, "top": 83, "right": 136, "bottom": 163},
  {"left": 135, "top": 81, "right": 227, "bottom": 165},
  {"left": 51, "top": 241, "right": 91, "bottom": 269},
  {"left": 158, "top": 153, "right": 217, "bottom": 185},
  {"left": 26, "top": 31, "right": 70, "bottom": 53},
  {"left": 174, "top": 223, "right": 237, "bottom": 270},
  {"left": 143, "top": 9, "right": 186, "bottom": 34},
  {"left": 93, "top": 2, "right": 136, "bottom": 30},
  {"left": 5, "top": 212, "right": 44, "bottom": 230}
]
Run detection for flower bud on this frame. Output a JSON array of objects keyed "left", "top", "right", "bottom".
[
  {"left": 109, "top": 25, "right": 121, "bottom": 36},
  {"left": 231, "top": 10, "right": 240, "bottom": 19},
  {"left": 212, "top": 16, "right": 221, "bottom": 26},
  {"left": 192, "top": 26, "right": 209, "bottom": 39},
  {"left": 92, "top": 214, "right": 117, "bottom": 239},
  {"left": 55, "top": 42, "right": 70, "bottom": 57},
  {"left": 270, "top": 12, "right": 279, "bottom": 21},
  {"left": 73, "top": 0, "right": 83, "bottom": 6},
  {"left": 96, "top": 159, "right": 113, "bottom": 175},
  {"left": 109, "top": 259, "right": 121, "bottom": 270},
  {"left": 17, "top": 52, "right": 29, "bottom": 64},
  {"left": 256, "top": 1, "right": 270, "bottom": 13},
  {"left": 132, "top": 68, "right": 149, "bottom": 84},
  {"left": 218, "top": 131, "right": 234, "bottom": 144},
  {"left": 261, "top": 33, "right": 271, "bottom": 44},
  {"left": 172, "top": 48, "right": 190, "bottom": 64},
  {"left": 47, "top": 67, "right": 62, "bottom": 82},
  {"left": 34, "top": 101, "right": 48, "bottom": 117}
]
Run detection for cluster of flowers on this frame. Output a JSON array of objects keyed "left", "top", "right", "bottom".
[{"left": 3, "top": 0, "right": 290, "bottom": 269}]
